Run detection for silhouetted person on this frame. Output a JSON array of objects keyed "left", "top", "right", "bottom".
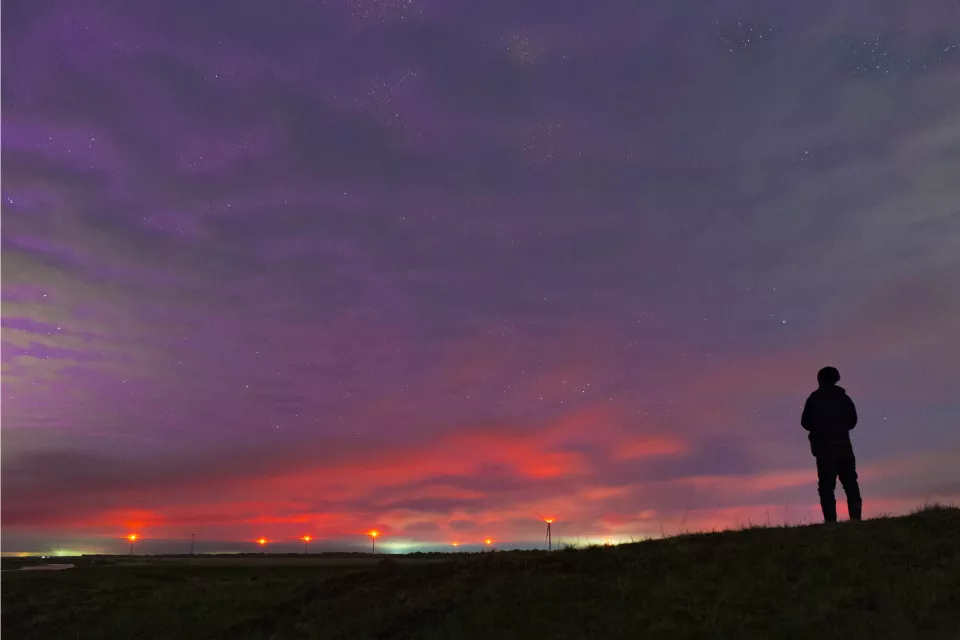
[{"left": 801, "top": 366, "right": 862, "bottom": 523}]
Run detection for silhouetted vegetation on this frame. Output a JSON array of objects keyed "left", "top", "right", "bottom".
[{"left": 4, "top": 506, "right": 959, "bottom": 639}]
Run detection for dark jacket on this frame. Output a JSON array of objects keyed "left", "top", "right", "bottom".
[{"left": 801, "top": 384, "right": 858, "bottom": 449}]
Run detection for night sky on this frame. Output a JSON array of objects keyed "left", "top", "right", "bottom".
[{"left": 3, "top": 0, "right": 959, "bottom": 555}]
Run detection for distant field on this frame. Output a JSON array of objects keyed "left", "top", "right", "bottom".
[
  {"left": 4, "top": 554, "right": 451, "bottom": 569},
  {"left": 4, "top": 506, "right": 960, "bottom": 639}
]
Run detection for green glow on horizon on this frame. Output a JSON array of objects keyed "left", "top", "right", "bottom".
[{"left": 0, "top": 549, "right": 89, "bottom": 558}]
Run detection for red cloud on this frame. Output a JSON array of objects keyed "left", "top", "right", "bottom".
[{"left": 613, "top": 435, "right": 690, "bottom": 461}]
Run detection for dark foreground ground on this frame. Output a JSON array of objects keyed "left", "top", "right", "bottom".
[{"left": 4, "top": 506, "right": 960, "bottom": 640}]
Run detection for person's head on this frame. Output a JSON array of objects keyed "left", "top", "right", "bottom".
[{"left": 817, "top": 366, "right": 840, "bottom": 387}]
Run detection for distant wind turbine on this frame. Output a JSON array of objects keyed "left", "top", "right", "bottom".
[{"left": 533, "top": 511, "right": 561, "bottom": 551}]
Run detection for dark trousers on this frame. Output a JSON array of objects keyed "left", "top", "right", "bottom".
[{"left": 814, "top": 441, "right": 861, "bottom": 522}]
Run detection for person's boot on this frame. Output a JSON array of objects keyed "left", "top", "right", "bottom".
[
  {"left": 848, "top": 499, "right": 862, "bottom": 521},
  {"left": 821, "top": 498, "right": 837, "bottom": 524}
]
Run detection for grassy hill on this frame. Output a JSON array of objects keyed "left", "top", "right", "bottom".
[{"left": 4, "top": 506, "right": 959, "bottom": 639}]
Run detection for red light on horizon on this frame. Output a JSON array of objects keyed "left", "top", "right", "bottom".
[
  {"left": 533, "top": 509, "right": 559, "bottom": 524},
  {"left": 257, "top": 538, "right": 267, "bottom": 546},
  {"left": 368, "top": 530, "right": 379, "bottom": 538},
  {"left": 301, "top": 535, "right": 312, "bottom": 542},
  {"left": 484, "top": 538, "right": 493, "bottom": 545},
  {"left": 127, "top": 534, "right": 139, "bottom": 542}
]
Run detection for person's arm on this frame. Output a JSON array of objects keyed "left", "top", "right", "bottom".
[
  {"left": 801, "top": 396, "right": 813, "bottom": 431},
  {"left": 847, "top": 396, "right": 858, "bottom": 430}
]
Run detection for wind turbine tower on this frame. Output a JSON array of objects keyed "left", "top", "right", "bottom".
[{"left": 534, "top": 511, "right": 558, "bottom": 551}]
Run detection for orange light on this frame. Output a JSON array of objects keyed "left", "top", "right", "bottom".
[
  {"left": 127, "top": 534, "right": 138, "bottom": 542},
  {"left": 368, "top": 530, "right": 379, "bottom": 538},
  {"left": 544, "top": 518, "right": 554, "bottom": 524},
  {"left": 302, "top": 536, "right": 312, "bottom": 542},
  {"left": 257, "top": 538, "right": 267, "bottom": 546},
  {"left": 484, "top": 538, "right": 493, "bottom": 545},
  {"left": 451, "top": 541, "right": 459, "bottom": 547}
]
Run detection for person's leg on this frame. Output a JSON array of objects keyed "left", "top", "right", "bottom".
[
  {"left": 837, "top": 443, "right": 862, "bottom": 520},
  {"left": 816, "top": 452, "right": 838, "bottom": 523}
]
